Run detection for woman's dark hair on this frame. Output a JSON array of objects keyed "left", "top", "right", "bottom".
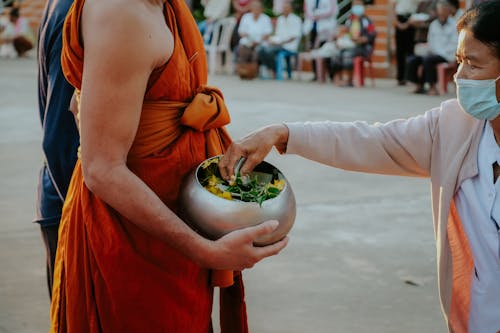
[{"left": 457, "top": 0, "right": 500, "bottom": 59}]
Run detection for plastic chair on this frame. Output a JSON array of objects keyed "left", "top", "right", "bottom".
[
  {"left": 353, "top": 52, "right": 375, "bottom": 87},
  {"left": 437, "top": 62, "right": 458, "bottom": 95},
  {"left": 275, "top": 50, "right": 298, "bottom": 80},
  {"left": 205, "top": 17, "right": 236, "bottom": 75}
]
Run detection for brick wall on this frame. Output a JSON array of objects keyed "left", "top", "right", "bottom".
[
  {"left": 19, "top": 0, "right": 46, "bottom": 34},
  {"left": 364, "top": 0, "right": 392, "bottom": 78}
]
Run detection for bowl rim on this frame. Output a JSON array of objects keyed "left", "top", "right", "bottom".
[{"left": 194, "top": 155, "right": 290, "bottom": 206}]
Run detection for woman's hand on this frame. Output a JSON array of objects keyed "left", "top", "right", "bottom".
[{"left": 219, "top": 124, "right": 289, "bottom": 180}]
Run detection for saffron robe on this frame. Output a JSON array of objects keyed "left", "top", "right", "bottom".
[{"left": 50, "top": 0, "right": 248, "bottom": 331}]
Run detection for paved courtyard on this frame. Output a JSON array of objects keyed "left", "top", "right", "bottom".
[{"left": 0, "top": 57, "right": 452, "bottom": 332}]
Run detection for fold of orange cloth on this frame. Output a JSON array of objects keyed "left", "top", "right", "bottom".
[
  {"left": 60, "top": 1, "right": 83, "bottom": 91},
  {"left": 447, "top": 201, "right": 473, "bottom": 333},
  {"left": 130, "top": 86, "right": 231, "bottom": 160},
  {"left": 182, "top": 86, "right": 232, "bottom": 158},
  {"left": 129, "top": 87, "right": 234, "bottom": 288}
]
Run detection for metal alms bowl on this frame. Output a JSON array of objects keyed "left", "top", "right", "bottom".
[{"left": 179, "top": 156, "right": 296, "bottom": 246}]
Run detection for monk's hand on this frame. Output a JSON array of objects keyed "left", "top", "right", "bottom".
[
  {"left": 206, "top": 220, "right": 289, "bottom": 271},
  {"left": 219, "top": 124, "right": 289, "bottom": 180}
]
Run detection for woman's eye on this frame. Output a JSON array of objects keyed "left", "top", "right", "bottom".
[{"left": 465, "top": 59, "right": 479, "bottom": 70}]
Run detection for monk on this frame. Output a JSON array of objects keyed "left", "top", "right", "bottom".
[{"left": 49, "top": 0, "right": 288, "bottom": 332}]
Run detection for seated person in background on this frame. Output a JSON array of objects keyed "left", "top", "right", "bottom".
[
  {"left": 257, "top": 0, "right": 302, "bottom": 79},
  {"left": 0, "top": 11, "right": 7, "bottom": 29},
  {"left": 229, "top": 0, "right": 253, "bottom": 51},
  {"left": 232, "top": 0, "right": 253, "bottom": 19},
  {"left": 391, "top": 0, "right": 419, "bottom": 86},
  {"left": 273, "top": 0, "right": 286, "bottom": 15},
  {"left": 0, "top": 8, "right": 16, "bottom": 57},
  {"left": 405, "top": 0, "right": 458, "bottom": 95},
  {"left": 198, "top": 0, "right": 231, "bottom": 44},
  {"left": 448, "top": 0, "right": 464, "bottom": 21},
  {"left": 0, "top": 7, "right": 34, "bottom": 57},
  {"left": 330, "top": 0, "right": 376, "bottom": 87},
  {"left": 303, "top": 0, "right": 338, "bottom": 81},
  {"left": 235, "top": 0, "right": 272, "bottom": 79},
  {"left": 303, "top": 0, "right": 337, "bottom": 47},
  {"left": 410, "top": 0, "right": 436, "bottom": 44}
]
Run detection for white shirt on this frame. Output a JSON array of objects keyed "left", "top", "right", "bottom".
[
  {"left": 456, "top": 122, "right": 500, "bottom": 333},
  {"left": 427, "top": 17, "right": 458, "bottom": 62},
  {"left": 238, "top": 13, "right": 273, "bottom": 47},
  {"left": 303, "top": 0, "right": 337, "bottom": 42},
  {"left": 273, "top": 13, "right": 302, "bottom": 52},
  {"left": 203, "top": 0, "right": 230, "bottom": 20},
  {"left": 392, "top": 0, "right": 418, "bottom": 15}
]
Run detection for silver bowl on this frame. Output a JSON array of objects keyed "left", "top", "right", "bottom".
[{"left": 179, "top": 155, "right": 296, "bottom": 246}]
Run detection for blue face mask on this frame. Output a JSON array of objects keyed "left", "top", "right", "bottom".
[
  {"left": 455, "top": 75, "right": 500, "bottom": 120},
  {"left": 351, "top": 5, "right": 365, "bottom": 16}
]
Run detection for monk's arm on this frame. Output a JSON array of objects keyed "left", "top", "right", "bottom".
[{"left": 79, "top": 0, "right": 286, "bottom": 271}]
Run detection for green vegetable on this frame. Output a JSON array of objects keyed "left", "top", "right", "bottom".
[{"left": 199, "top": 157, "right": 283, "bottom": 206}]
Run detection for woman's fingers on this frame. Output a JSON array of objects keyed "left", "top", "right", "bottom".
[
  {"left": 220, "top": 126, "right": 280, "bottom": 179},
  {"left": 219, "top": 144, "right": 246, "bottom": 180},
  {"left": 238, "top": 153, "right": 265, "bottom": 176}
]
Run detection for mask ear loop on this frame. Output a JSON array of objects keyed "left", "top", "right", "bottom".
[{"left": 495, "top": 76, "right": 500, "bottom": 104}]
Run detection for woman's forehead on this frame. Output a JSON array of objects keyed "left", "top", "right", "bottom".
[{"left": 457, "top": 29, "right": 495, "bottom": 59}]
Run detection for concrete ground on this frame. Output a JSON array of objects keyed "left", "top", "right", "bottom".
[{"left": 0, "top": 57, "right": 453, "bottom": 332}]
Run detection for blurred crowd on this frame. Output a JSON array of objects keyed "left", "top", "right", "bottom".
[
  {"left": 393, "top": 0, "right": 462, "bottom": 95},
  {"left": 197, "top": 0, "right": 475, "bottom": 94},
  {"left": 0, "top": 1, "right": 34, "bottom": 58},
  {"left": 0, "top": 0, "right": 477, "bottom": 95}
]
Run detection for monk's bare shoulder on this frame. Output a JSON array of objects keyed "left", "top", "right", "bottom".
[{"left": 81, "top": 0, "right": 173, "bottom": 71}]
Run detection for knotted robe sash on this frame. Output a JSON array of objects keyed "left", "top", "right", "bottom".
[
  {"left": 130, "top": 86, "right": 235, "bottom": 288},
  {"left": 131, "top": 86, "right": 231, "bottom": 160}
]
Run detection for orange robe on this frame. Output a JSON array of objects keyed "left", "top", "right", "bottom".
[{"left": 50, "top": 0, "right": 247, "bottom": 332}]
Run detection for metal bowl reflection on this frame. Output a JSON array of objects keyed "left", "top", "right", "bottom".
[{"left": 180, "top": 156, "right": 296, "bottom": 246}]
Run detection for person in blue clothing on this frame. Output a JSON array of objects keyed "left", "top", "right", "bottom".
[{"left": 36, "top": 0, "right": 79, "bottom": 298}]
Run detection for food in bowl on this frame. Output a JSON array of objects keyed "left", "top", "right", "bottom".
[
  {"left": 180, "top": 155, "right": 296, "bottom": 246},
  {"left": 200, "top": 156, "right": 286, "bottom": 205}
]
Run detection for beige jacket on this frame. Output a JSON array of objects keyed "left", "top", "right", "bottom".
[{"left": 286, "top": 99, "right": 484, "bottom": 333}]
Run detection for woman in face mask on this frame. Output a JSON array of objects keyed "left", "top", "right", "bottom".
[
  {"left": 455, "top": 8, "right": 500, "bottom": 120},
  {"left": 330, "top": 0, "right": 377, "bottom": 86},
  {"left": 218, "top": 1, "right": 500, "bottom": 332}
]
